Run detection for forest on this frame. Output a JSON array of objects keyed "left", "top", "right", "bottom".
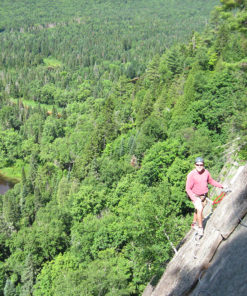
[
  {"left": 0, "top": 0, "right": 247, "bottom": 295},
  {"left": 0, "top": 0, "right": 217, "bottom": 107}
]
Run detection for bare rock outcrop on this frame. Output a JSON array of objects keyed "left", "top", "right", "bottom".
[{"left": 143, "top": 164, "right": 247, "bottom": 296}]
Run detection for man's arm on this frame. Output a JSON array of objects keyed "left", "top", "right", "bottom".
[
  {"left": 186, "top": 172, "right": 197, "bottom": 202},
  {"left": 207, "top": 171, "right": 223, "bottom": 188}
]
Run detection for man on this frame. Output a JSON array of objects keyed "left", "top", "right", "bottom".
[{"left": 186, "top": 157, "right": 224, "bottom": 236}]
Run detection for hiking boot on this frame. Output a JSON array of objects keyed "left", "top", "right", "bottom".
[{"left": 198, "top": 227, "right": 204, "bottom": 236}]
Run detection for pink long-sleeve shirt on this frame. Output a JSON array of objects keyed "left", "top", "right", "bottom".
[{"left": 186, "top": 169, "right": 223, "bottom": 202}]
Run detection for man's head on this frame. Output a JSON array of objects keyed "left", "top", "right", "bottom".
[{"left": 195, "top": 157, "right": 204, "bottom": 173}]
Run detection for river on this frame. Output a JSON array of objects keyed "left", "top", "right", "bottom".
[{"left": 0, "top": 174, "right": 15, "bottom": 195}]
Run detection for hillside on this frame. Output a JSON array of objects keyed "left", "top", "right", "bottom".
[
  {"left": 0, "top": 0, "right": 247, "bottom": 295},
  {"left": 0, "top": 0, "right": 218, "bottom": 106}
]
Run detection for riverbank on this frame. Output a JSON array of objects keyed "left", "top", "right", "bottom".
[
  {"left": 0, "top": 160, "right": 29, "bottom": 184},
  {"left": 0, "top": 170, "right": 20, "bottom": 184},
  {"left": 0, "top": 171, "right": 19, "bottom": 195}
]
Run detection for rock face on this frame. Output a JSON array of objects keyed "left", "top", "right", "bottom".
[{"left": 143, "top": 164, "right": 247, "bottom": 296}]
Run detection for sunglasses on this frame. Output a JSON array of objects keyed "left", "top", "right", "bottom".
[{"left": 195, "top": 164, "right": 204, "bottom": 167}]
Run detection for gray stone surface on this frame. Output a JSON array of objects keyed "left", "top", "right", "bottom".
[
  {"left": 191, "top": 215, "right": 247, "bottom": 296},
  {"left": 142, "top": 164, "right": 247, "bottom": 296},
  {"left": 211, "top": 165, "right": 247, "bottom": 238}
]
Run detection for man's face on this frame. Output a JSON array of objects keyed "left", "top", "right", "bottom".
[{"left": 195, "top": 162, "right": 204, "bottom": 173}]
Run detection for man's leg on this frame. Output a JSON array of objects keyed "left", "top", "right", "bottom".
[
  {"left": 193, "top": 211, "right": 197, "bottom": 224},
  {"left": 193, "top": 198, "right": 204, "bottom": 235},
  {"left": 191, "top": 211, "right": 197, "bottom": 229},
  {"left": 197, "top": 208, "right": 203, "bottom": 228}
]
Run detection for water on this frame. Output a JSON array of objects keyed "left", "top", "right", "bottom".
[{"left": 0, "top": 174, "right": 14, "bottom": 195}]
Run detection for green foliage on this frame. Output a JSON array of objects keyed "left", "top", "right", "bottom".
[
  {"left": 220, "top": 0, "right": 247, "bottom": 9},
  {"left": 0, "top": 0, "right": 218, "bottom": 106},
  {"left": 0, "top": 262, "right": 5, "bottom": 296},
  {"left": 0, "top": 128, "right": 21, "bottom": 168},
  {"left": 34, "top": 249, "right": 133, "bottom": 296},
  {"left": 138, "top": 139, "right": 186, "bottom": 186},
  {"left": 3, "top": 278, "right": 16, "bottom": 296},
  {"left": 2, "top": 185, "right": 21, "bottom": 228},
  {"left": 71, "top": 184, "right": 107, "bottom": 221},
  {"left": 33, "top": 252, "right": 79, "bottom": 296},
  {"left": 4, "top": 202, "right": 71, "bottom": 295},
  {"left": 40, "top": 117, "right": 65, "bottom": 144},
  {"left": 0, "top": 106, "right": 22, "bottom": 130}
]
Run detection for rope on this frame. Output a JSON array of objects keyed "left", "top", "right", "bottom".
[
  {"left": 205, "top": 191, "right": 229, "bottom": 208},
  {"left": 212, "top": 192, "right": 226, "bottom": 205},
  {"left": 207, "top": 189, "right": 231, "bottom": 207}
]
